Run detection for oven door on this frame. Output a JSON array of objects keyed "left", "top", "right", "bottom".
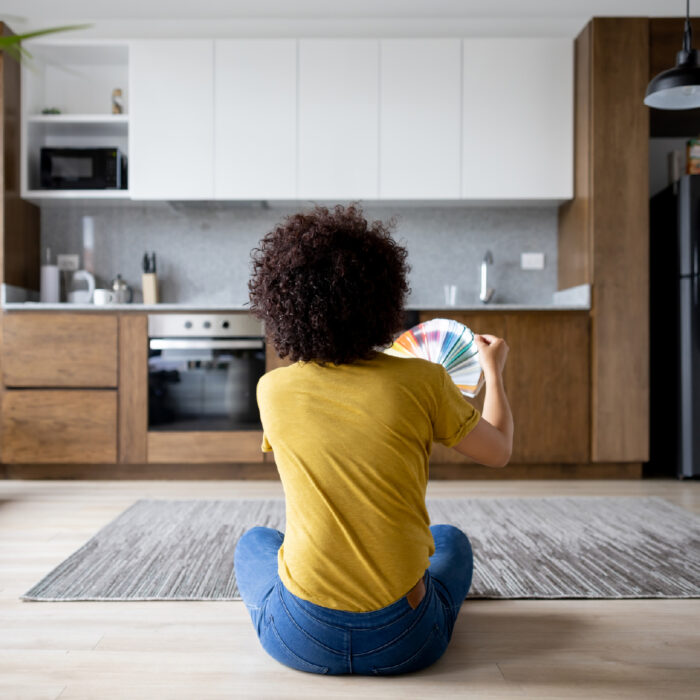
[{"left": 148, "top": 338, "right": 265, "bottom": 431}]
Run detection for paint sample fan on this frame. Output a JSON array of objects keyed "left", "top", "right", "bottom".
[{"left": 384, "top": 318, "right": 485, "bottom": 397}]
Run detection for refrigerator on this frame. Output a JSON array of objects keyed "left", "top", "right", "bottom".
[{"left": 649, "top": 174, "right": 700, "bottom": 478}]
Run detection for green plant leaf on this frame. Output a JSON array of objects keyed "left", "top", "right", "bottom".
[
  {"left": 3, "top": 24, "right": 92, "bottom": 43},
  {"left": 0, "top": 25, "right": 92, "bottom": 64}
]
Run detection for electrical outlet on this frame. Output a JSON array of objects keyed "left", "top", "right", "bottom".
[
  {"left": 521, "top": 252, "right": 545, "bottom": 270},
  {"left": 57, "top": 254, "right": 80, "bottom": 271}
]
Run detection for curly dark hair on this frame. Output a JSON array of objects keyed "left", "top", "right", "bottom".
[{"left": 248, "top": 203, "right": 411, "bottom": 365}]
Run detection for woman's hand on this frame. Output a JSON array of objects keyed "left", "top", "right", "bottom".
[
  {"left": 454, "top": 332, "right": 513, "bottom": 467},
  {"left": 475, "top": 334, "right": 509, "bottom": 379}
]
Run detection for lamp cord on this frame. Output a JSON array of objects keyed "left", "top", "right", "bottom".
[{"left": 684, "top": 0, "right": 693, "bottom": 54}]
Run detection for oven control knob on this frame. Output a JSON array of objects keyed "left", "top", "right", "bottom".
[
  {"left": 222, "top": 320, "right": 230, "bottom": 329},
  {"left": 184, "top": 321, "right": 192, "bottom": 329},
  {"left": 203, "top": 321, "right": 211, "bottom": 329}
]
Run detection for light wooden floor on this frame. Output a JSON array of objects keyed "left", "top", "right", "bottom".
[{"left": 1, "top": 479, "right": 699, "bottom": 700}]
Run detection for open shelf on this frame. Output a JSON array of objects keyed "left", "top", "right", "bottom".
[
  {"left": 21, "top": 41, "right": 130, "bottom": 198},
  {"left": 24, "top": 189, "right": 131, "bottom": 202},
  {"left": 28, "top": 114, "right": 128, "bottom": 124}
]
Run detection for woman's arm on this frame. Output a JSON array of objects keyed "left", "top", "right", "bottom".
[{"left": 453, "top": 334, "right": 513, "bottom": 468}]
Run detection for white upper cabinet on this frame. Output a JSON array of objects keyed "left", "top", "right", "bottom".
[
  {"left": 129, "top": 40, "right": 214, "bottom": 200},
  {"left": 462, "top": 38, "right": 573, "bottom": 200},
  {"left": 298, "top": 40, "right": 379, "bottom": 200},
  {"left": 25, "top": 37, "right": 574, "bottom": 202},
  {"left": 379, "top": 39, "right": 461, "bottom": 199},
  {"left": 214, "top": 40, "right": 297, "bottom": 199}
]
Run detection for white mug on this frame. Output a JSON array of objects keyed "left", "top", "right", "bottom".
[{"left": 93, "top": 288, "right": 117, "bottom": 305}]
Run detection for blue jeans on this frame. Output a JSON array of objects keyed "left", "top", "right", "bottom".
[{"left": 233, "top": 524, "right": 473, "bottom": 675}]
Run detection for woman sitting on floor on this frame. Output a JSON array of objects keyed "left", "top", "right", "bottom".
[{"left": 235, "top": 203, "right": 513, "bottom": 675}]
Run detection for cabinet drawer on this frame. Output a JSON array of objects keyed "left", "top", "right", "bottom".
[
  {"left": 1, "top": 390, "right": 117, "bottom": 463},
  {"left": 2, "top": 313, "right": 118, "bottom": 387},
  {"left": 147, "top": 431, "right": 265, "bottom": 463}
]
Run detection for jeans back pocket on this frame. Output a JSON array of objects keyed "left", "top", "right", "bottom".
[
  {"left": 262, "top": 614, "right": 330, "bottom": 675},
  {"left": 371, "top": 623, "right": 448, "bottom": 676}
]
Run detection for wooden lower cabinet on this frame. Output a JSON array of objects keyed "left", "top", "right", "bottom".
[
  {"left": 1, "top": 389, "right": 117, "bottom": 463},
  {"left": 2, "top": 313, "right": 118, "bottom": 387},
  {"left": 147, "top": 431, "right": 265, "bottom": 463},
  {"left": 0, "top": 309, "right": 591, "bottom": 473},
  {"left": 422, "top": 311, "right": 590, "bottom": 464}
]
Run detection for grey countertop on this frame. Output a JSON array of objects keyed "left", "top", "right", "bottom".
[
  {"left": 2, "top": 302, "right": 590, "bottom": 312},
  {"left": 1, "top": 284, "right": 591, "bottom": 313}
]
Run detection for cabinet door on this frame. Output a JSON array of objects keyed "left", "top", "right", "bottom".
[
  {"left": 462, "top": 39, "right": 573, "bottom": 200},
  {"left": 504, "top": 312, "right": 589, "bottom": 463},
  {"left": 215, "top": 40, "right": 297, "bottom": 199},
  {"left": 298, "top": 39, "right": 379, "bottom": 199},
  {"left": 1, "top": 390, "right": 117, "bottom": 463},
  {"left": 129, "top": 40, "right": 214, "bottom": 199},
  {"left": 380, "top": 39, "right": 461, "bottom": 198},
  {"left": 2, "top": 313, "right": 117, "bottom": 388},
  {"left": 421, "top": 311, "right": 589, "bottom": 464}
]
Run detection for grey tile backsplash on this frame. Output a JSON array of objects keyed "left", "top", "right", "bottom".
[{"left": 40, "top": 202, "right": 558, "bottom": 307}]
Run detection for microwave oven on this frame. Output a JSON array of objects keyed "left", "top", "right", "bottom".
[{"left": 40, "top": 147, "right": 127, "bottom": 190}]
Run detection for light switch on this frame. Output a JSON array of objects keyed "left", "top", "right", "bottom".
[
  {"left": 57, "top": 254, "right": 80, "bottom": 271},
  {"left": 521, "top": 252, "right": 545, "bottom": 270}
]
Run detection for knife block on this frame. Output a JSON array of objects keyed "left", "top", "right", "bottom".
[{"left": 142, "top": 273, "right": 159, "bottom": 304}]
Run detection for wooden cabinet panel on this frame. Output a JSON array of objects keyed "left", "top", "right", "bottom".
[
  {"left": 147, "top": 431, "right": 264, "bottom": 463},
  {"left": 590, "top": 19, "right": 649, "bottom": 462},
  {"left": 379, "top": 39, "right": 461, "bottom": 198},
  {"left": 1, "top": 390, "right": 117, "bottom": 463},
  {"left": 0, "top": 31, "right": 41, "bottom": 292},
  {"left": 505, "top": 312, "right": 589, "bottom": 463},
  {"left": 559, "top": 19, "right": 649, "bottom": 463},
  {"left": 419, "top": 311, "right": 589, "bottom": 464},
  {"left": 2, "top": 313, "right": 117, "bottom": 387},
  {"left": 558, "top": 22, "right": 592, "bottom": 291},
  {"left": 119, "top": 314, "right": 148, "bottom": 463}
]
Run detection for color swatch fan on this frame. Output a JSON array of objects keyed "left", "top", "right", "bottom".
[{"left": 385, "top": 318, "right": 485, "bottom": 397}]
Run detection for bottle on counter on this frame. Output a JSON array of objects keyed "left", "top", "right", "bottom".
[
  {"left": 40, "top": 247, "right": 59, "bottom": 303},
  {"left": 82, "top": 216, "right": 95, "bottom": 275}
]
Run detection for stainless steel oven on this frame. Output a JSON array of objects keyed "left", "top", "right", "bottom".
[{"left": 148, "top": 314, "right": 265, "bottom": 431}]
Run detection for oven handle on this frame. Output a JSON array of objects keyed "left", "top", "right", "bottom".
[{"left": 149, "top": 338, "right": 264, "bottom": 351}]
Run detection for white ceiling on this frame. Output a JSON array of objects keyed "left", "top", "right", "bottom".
[
  {"left": 3, "top": 0, "right": 693, "bottom": 39},
  {"left": 5, "top": 1, "right": 695, "bottom": 19}
]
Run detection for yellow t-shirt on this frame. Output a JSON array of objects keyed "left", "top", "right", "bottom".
[{"left": 257, "top": 351, "right": 480, "bottom": 612}]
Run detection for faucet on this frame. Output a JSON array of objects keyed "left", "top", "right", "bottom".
[{"left": 480, "top": 250, "right": 495, "bottom": 304}]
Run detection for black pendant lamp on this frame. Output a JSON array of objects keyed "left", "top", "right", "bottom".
[{"left": 645, "top": 0, "right": 700, "bottom": 109}]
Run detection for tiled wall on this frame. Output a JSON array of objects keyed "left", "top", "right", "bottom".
[{"left": 40, "top": 202, "right": 558, "bottom": 307}]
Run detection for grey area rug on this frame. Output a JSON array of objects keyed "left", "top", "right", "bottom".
[{"left": 20, "top": 497, "right": 700, "bottom": 601}]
